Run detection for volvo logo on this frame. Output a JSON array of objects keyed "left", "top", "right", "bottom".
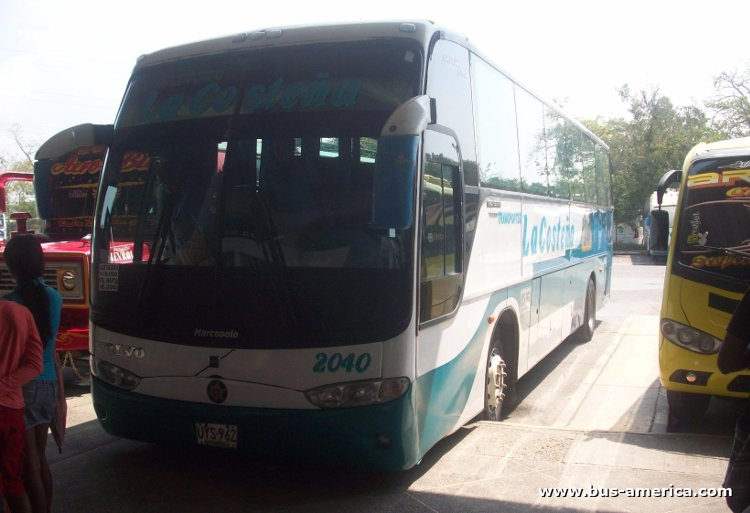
[
  {"left": 97, "top": 341, "right": 146, "bottom": 359},
  {"left": 207, "top": 379, "right": 228, "bottom": 404}
]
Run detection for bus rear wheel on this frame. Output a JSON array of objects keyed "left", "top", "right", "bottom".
[
  {"left": 484, "top": 344, "right": 508, "bottom": 421},
  {"left": 576, "top": 279, "right": 596, "bottom": 342},
  {"left": 666, "top": 390, "right": 711, "bottom": 426}
]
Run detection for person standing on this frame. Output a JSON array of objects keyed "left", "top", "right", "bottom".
[
  {"left": 3, "top": 235, "right": 62, "bottom": 513},
  {"left": 0, "top": 298, "right": 43, "bottom": 513},
  {"left": 717, "top": 287, "right": 750, "bottom": 513},
  {"left": 718, "top": 289, "right": 750, "bottom": 374}
]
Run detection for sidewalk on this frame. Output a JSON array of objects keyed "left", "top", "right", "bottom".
[
  {"left": 406, "top": 422, "right": 730, "bottom": 513},
  {"left": 555, "top": 315, "right": 668, "bottom": 434},
  {"left": 404, "top": 315, "right": 734, "bottom": 513}
]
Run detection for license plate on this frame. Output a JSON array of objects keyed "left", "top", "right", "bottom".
[{"left": 195, "top": 423, "right": 238, "bottom": 449}]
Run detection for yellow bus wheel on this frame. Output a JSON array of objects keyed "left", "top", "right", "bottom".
[{"left": 666, "top": 390, "right": 710, "bottom": 426}]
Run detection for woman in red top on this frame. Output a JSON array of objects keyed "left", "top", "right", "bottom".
[{"left": 0, "top": 299, "right": 43, "bottom": 513}]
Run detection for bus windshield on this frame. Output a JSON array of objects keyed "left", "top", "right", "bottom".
[
  {"left": 45, "top": 147, "right": 103, "bottom": 239},
  {"left": 675, "top": 157, "right": 750, "bottom": 280},
  {"left": 92, "top": 40, "right": 421, "bottom": 348}
]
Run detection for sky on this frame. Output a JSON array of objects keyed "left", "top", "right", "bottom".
[{"left": 1, "top": 0, "right": 748, "bottom": 163}]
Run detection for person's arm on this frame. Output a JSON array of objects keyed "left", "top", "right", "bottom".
[
  {"left": 0, "top": 309, "right": 43, "bottom": 393},
  {"left": 718, "top": 291, "right": 750, "bottom": 374}
]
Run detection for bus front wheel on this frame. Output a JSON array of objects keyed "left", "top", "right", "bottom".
[
  {"left": 666, "top": 390, "right": 711, "bottom": 425},
  {"left": 484, "top": 344, "right": 508, "bottom": 421}
]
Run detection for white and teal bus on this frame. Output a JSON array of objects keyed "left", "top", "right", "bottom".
[{"left": 84, "top": 21, "right": 612, "bottom": 470}]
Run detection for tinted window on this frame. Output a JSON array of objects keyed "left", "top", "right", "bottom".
[
  {"left": 426, "top": 40, "right": 478, "bottom": 185},
  {"left": 516, "top": 87, "right": 549, "bottom": 196},
  {"left": 472, "top": 58, "right": 520, "bottom": 191}
]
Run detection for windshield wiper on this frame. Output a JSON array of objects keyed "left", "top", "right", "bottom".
[
  {"left": 250, "top": 193, "right": 285, "bottom": 268},
  {"left": 248, "top": 191, "right": 301, "bottom": 337},
  {"left": 693, "top": 244, "right": 750, "bottom": 259}
]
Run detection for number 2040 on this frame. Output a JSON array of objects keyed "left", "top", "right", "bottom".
[{"left": 313, "top": 352, "right": 372, "bottom": 373}]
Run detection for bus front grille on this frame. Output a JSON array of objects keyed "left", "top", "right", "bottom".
[{"left": 0, "top": 263, "right": 59, "bottom": 295}]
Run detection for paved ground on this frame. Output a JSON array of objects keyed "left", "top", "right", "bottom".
[
  {"left": 51, "top": 311, "right": 739, "bottom": 512},
  {"left": 50, "top": 254, "right": 742, "bottom": 512}
]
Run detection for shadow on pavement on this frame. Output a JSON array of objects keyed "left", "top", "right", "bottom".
[
  {"left": 53, "top": 420, "right": 633, "bottom": 513},
  {"left": 667, "top": 396, "right": 745, "bottom": 437},
  {"left": 628, "top": 253, "right": 666, "bottom": 266},
  {"left": 509, "top": 329, "right": 591, "bottom": 414}
]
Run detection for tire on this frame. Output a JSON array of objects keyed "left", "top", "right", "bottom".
[
  {"left": 576, "top": 279, "right": 596, "bottom": 342},
  {"left": 666, "top": 390, "right": 711, "bottom": 424},
  {"left": 484, "top": 342, "right": 508, "bottom": 421}
]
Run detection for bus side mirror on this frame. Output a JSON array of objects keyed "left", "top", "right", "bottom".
[
  {"left": 650, "top": 209, "right": 670, "bottom": 251},
  {"left": 371, "top": 136, "right": 418, "bottom": 230},
  {"left": 371, "top": 95, "right": 432, "bottom": 230},
  {"left": 656, "top": 169, "right": 681, "bottom": 206}
]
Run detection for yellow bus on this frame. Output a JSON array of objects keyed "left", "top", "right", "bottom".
[{"left": 657, "top": 137, "right": 750, "bottom": 426}]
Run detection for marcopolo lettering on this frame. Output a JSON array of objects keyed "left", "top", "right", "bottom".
[
  {"left": 522, "top": 214, "right": 575, "bottom": 257},
  {"left": 194, "top": 328, "right": 240, "bottom": 339}
]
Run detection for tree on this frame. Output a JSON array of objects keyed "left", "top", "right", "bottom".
[
  {"left": 6, "top": 180, "right": 38, "bottom": 215},
  {"left": 8, "top": 124, "right": 37, "bottom": 169},
  {"left": 1, "top": 125, "right": 35, "bottom": 173},
  {"left": 583, "top": 86, "right": 713, "bottom": 225},
  {"left": 2, "top": 125, "right": 40, "bottom": 233},
  {"left": 706, "top": 65, "right": 750, "bottom": 138}
]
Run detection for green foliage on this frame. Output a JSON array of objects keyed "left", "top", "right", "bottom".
[
  {"left": 5, "top": 180, "right": 41, "bottom": 233},
  {"left": 706, "top": 67, "right": 750, "bottom": 138},
  {"left": 0, "top": 153, "right": 33, "bottom": 173},
  {"left": 584, "top": 62, "right": 749, "bottom": 226},
  {"left": 583, "top": 86, "right": 714, "bottom": 224},
  {"left": 6, "top": 181, "right": 37, "bottom": 215}
]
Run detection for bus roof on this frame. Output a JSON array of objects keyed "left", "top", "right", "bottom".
[
  {"left": 128, "top": 19, "right": 608, "bottom": 153},
  {"left": 134, "top": 20, "right": 457, "bottom": 70},
  {"left": 35, "top": 123, "right": 112, "bottom": 160},
  {"left": 683, "top": 136, "right": 750, "bottom": 169}
]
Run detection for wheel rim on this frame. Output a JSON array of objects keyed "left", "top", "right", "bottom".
[
  {"left": 586, "top": 284, "right": 595, "bottom": 333},
  {"left": 486, "top": 348, "right": 507, "bottom": 421}
]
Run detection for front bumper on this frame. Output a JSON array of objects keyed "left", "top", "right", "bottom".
[{"left": 91, "top": 377, "right": 421, "bottom": 471}]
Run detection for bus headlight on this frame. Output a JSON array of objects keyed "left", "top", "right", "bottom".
[
  {"left": 91, "top": 356, "right": 141, "bottom": 390},
  {"left": 305, "top": 377, "right": 409, "bottom": 409},
  {"left": 61, "top": 270, "right": 77, "bottom": 290},
  {"left": 661, "top": 319, "right": 721, "bottom": 354},
  {"left": 51, "top": 262, "right": 84, "bottom": 299}
]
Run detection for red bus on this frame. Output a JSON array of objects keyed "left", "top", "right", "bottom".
[{"left": 0, "top": 124, "right": 113, "bottom": 355}]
